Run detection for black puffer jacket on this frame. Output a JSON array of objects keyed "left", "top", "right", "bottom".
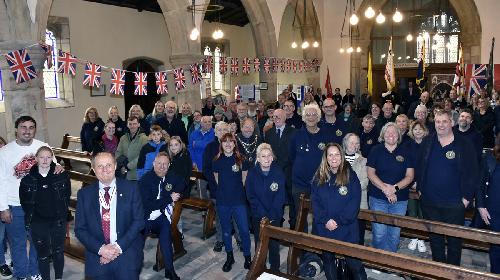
[{"left": 19, "top": 163, "right": 71, "bottom": 227}]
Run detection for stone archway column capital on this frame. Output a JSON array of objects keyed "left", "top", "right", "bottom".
[{"left": 169, "top": 53, "right": 205, "bottom": 68}]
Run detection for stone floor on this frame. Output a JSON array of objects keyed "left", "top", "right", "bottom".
[{"left": 19, "top": 176, "right": 487, "bottom": 279}]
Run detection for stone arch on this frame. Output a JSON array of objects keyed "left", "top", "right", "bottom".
[{"left": 352, "top": 0, "right": 481, "bottom": 98}]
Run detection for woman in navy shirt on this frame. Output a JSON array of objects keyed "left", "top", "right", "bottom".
[
  {"left": 246, "top": 143, "right": 286, "bottom": 273},
  {"left": 367, "top": 122, "right": 414, "bottom": 253},
  {"left": 213, "top": 133, "right": 251, "bottom": 272},
  {"left": 311, "top": 143, "right": 367, "bottom": 280}
]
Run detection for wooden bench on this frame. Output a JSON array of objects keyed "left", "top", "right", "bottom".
[
  {"left": 61, "top": 133, "right": 81, "bottom": 149},
  {"left": 287, "top": 195, "right": 500, "bottom": 275},
  {"left": 247, "top": 218, "right": 500, "bottom": 280},
  {"left": 53, "top": 147, "right": 92, "bottom": 174}
]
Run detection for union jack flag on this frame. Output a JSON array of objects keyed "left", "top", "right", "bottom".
[
  {"left": 253, "top": 57, "right": 260, "bottom": 72},
  {"left": 292, "top": 60, "right": 297, "bottom": 73},
  {"left": 464, "top": 64, "right": 488, "bottom": 98},
  {"left": 173, "top": 68, "right": 186, "bottom": 91},
  {"left": 110, "top": 68, "right": 125, "bottom": 95},
  {"left": 134, "top": 72, "right": 148, "bottom": 95},
  {"left": 190, "top": 63, "right": 202, "bottom": 84},
  {"left": 3, "top": 49, "right": 38, "bottom": 84},
  {"left": 219, "top": 57, "right": 228, "bottom": 74},
  {"left": 82, "top": 63, "right": 101, "bottom": 88},
  {"left": 286, "top": 59, "right": 292, "bottom": 72},
  {"left": 203, "top": 56, "right": 213, "bottom": 74},
  {"left": 39, "top": 43, "right": 53, "bottom": 69},
  {"left": 272, "top": 58, "right": 279, "bottom": 73},
  {"left": 299, "top": 60, "right": 305, "bottom": 72},
  {"left": 242, "top": 58, "right": 251, "bottom": 74},
  {"left": 263, "top": 57, "right": 271, "bottom": 73},
  {"left": 155, "top": 72, "right": 168, "bottom": 95},
  {"left": 231, "top": 57, "right": 239, "bottom": 76},
  {"left": 280, "top": 59, "right": 286, "bottom": 72},
  {"left": 57, "top": 50, "right": 77, "bottom": 76}
]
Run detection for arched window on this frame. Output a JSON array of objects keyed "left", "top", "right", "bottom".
[
  {"left": 43, "top": 29, "right": 60, "bottom": 99},
  {"left": 371, "top": 0, "right": 460, "bottom": 64},
  {"left": 203, "top": 45, "right": 225, "bottom": 91}
]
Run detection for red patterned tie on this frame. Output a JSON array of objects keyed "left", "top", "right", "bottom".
[{"left": 101, "top": 187, "right": 111, "bottom": 244}]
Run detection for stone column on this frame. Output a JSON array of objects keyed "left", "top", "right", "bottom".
[
  {"left": 169, "top": 53, "right": 205, "bottom": 111},
  {"left": 259, "top": 71, "right": 277, "bottom": 103},
  {"left": 0, "top": 42, "right": 49, "bottom": 142}
]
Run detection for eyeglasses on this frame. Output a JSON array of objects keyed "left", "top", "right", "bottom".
[{"left": 304, "top": 113, "right": 318, "bottom": 117}]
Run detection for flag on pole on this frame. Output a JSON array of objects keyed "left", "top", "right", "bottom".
[
  {"left": 453, "top": 43, "right": 465, "bottom": 97},
  {"left": 384, "top": 37, "right": 396, "bottom": 91},
  {"left": 325, "top": 66, "right": 333, "bottom": 98},
  {"left": 487, "top": 37, "right": 495, "bottom": 95},
  {"left": 367, "top": 50, "right": 373, "bottom": 96},
  {"left": 416, "top": 43, "right": 426, "bottom": 91}
]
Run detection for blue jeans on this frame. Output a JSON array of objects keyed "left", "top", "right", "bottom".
[
  {"left": 144, "top": 215, "right": 174, "bottom": 270},
  {"left": 5, "top": 206, "right": 39, "bottom": 278},
  {"left": 0, "top": 221, "right": 5, "bottom": 265},
  {"left": 217, "top": 204, "right": 251, "bottom": 256},
  {"left": 369, "top": 197, "right": 408, "bottom": 252}
]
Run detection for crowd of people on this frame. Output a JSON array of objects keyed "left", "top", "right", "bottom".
[{"left": 0, "top": 83, "right": 499, "bottom": 280}]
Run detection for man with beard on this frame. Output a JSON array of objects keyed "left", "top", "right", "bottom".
[{"left": 453, "top": 108, "right": 483, "bottom": 162}]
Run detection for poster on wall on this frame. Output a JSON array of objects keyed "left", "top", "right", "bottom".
[
  {"left": 429, "top": 74, "right": 454, "bottom": 102},
  {"left": 239, "top": 84, "right": 256, "bottom": 101}
]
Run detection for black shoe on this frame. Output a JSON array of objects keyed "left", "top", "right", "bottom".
[
  {"left": 213, "top": 241, "right": 223, "bottom": 252},
  {"left": 165, "top": 269, "right": 180, "bottom": 280},
  {"left": 222, "top": 252, "right": 235, "bottom": 272},
  {"left": 0, "top": 264, "right": 12, "bottom": 279},
  {"left": 244, "top": 255, "right": 252, "bottom": 269}
]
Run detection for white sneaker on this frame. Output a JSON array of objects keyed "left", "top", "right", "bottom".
[
  {"left": 407, "top": 238, "right": 418, "bottom": 250},
  {"left": 417, "top": 239, "right": 427, "bottom": 253},
  {"left": 31, "top": 274, "right": 42, "bottom": 280},
  {"left": 371, "top": 269, "right": 382, "bottom": 274}
]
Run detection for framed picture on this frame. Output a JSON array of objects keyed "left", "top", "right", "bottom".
[
  {"left": 259, "top": 82, "right": 268, "bottom": 90},
  {"left": 90, "top": 84, "right": 106, "bottom": 97}
]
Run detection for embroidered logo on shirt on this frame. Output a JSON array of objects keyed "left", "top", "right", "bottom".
[
  {"left": 165, "top": 183, "right": 173, "bottom": 191},
  {"left": 270, "top": 182, "right": 279, "bottom": 191},
  {"left": 336, "top": 129, "right": 343, "bottom": 137},
  {"left": 94, "top": 126, "right": 99, "bottom": 132},
  {"left": 367, "top": 139, "right": 373, "bottom": 145},
  {"left": 446, "top": 151, "right": 456, "bottom": 159},
  {"left": 396, "top": 155, "right": 405, "bottom": 162},
  {"left": 318, "top": 142, "right": 326, "bottom": 150},
  {"left": 232, "top": 164, "right": 240, "bottom": 172},
  {"left": 338, "top": 186, "right": 348, "bottom": 196}
]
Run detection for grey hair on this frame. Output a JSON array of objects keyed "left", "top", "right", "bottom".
[
  {"left": 255, "top": 143, "right": 275, "bottom": 165},
  {"left": 342, "top": 133, "right": 360, "bottom": 152},
  {"left": 414, "top": 104, "right": 428, "bottom": 119},
  {"left": 214, "top": 121, "right": 228, "bottom": 131},
  {"left": 302, "top": 103, "right": 322, "bottom": 122},
  {"left": 378, "top": 122, "right": 402, "bottom": 144}
]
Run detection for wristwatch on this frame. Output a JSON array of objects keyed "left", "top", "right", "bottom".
[{"left": 394, "top": 185, "right": 400, "bottom": 192}]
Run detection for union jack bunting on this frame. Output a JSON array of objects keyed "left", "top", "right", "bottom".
[
  {"left": 272, "top": 58, "right": 280, "bottom": 73},
  {"left": 39, "top": 43, "right": 53, "bottom": 69},
  {"left": 292, "top": 60, "right": 297, "bottom": 73},
  {"left": 203, "top": 56, "right": 213, "bottom": 74},
  {"left": 280, "top": 59, "right": 286, "bottom": 72},
  {"left": 110, "top": 68, "right": 125, "bottom": 95},
  {"left": 57, "top": 50, "right": 78, "bottom": 76},
  {"left": 155, "top": 72, "right": 168, "bottom": 95},
  {"left": 3, "top": 49, "right": 38, "bottom": 84},
  {"left": 253, "top": 57, "right": 260, "bottom": 72},
  {"left": 263, "top": 57, "right": 271, "bottom": 73},
  {"left": 134, "top": 72, "right": 148, "bottom": 95},
  {"left": 299, "top": 60, "right": 304, "bottom": 73},
  {"left": 464, "top": 64, "right": 488, "bottom": 98},
  {"left": 286, "top": 59, "right": 292, "bottom": 72},
  {"left": 173, "top": 68, "right": 186, "bottom": 91},
  {"left": 242, "top": 58, "right": 251, "bottom": 74},
  {"left": 219, "top": 57, "right": 228, "bottom": 75},
  {"left": 190, "top": 63, "right": 202, "bottom": 84},
  {"left": 82, "top": 63, "right": 101, "bottom": 88},
  {"left": 231, "top": 57, "right": 239, "bottom": 76}
]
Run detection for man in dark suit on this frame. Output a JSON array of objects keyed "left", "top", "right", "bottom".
[
  {"left": 264, "top": 109, "right": 296, "bottom": 228},
  {"left": 138, "top": 152, "right": 184, "bottom": 280},
  {"left": 401, "top": 81, "right": 419, "bottom": 113},
  {"left": 75, "top": 152, "right": 145, "bottom": 280}
]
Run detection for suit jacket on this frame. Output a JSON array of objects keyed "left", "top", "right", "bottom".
[
  {"left": 75, "top": 178, "right": 145, "bottom": 277},
  {"left": 264, "top": 124, "right": 296, "bottom": 184}
]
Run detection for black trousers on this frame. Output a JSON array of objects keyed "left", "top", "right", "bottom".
[
  {"left": 421, "top": 202, "right": 465, "bottom": 265},
  {"left": 30, "top": 219, "right": 67, "bottom": 280},
  {"left": 252, "top": 218, "right": 281, "bottom": 273},
  {"left": 322, "top": 251, "right": 367, "bottom": 280}
]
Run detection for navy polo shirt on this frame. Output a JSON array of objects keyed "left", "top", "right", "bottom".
[
  {"left": 421, "top": 138, "right": 461, "bottom": 205},
  {"left": 213, "top": 154, "right": 249, "bottom": 206},
  {"left": 319, "top": 118, "right": 348, "bottom": 144},
  {"left": 367, "top": 143, "right": 414, "bottom": 201},
  {"left": 360, "top": 129, "right": 378, "bottom": 157},
  {"left": 289, "top": 127, "right": 334, "bottom": 191}
]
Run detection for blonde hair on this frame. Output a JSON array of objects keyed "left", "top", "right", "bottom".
[
  {"left": 378, "top": 122, "right": 402, "bottom": 144},
  {"left": 168, "top": 136, "right": 187, "bottom": 157},
  {"left": 129, "top": 104, "right": 144, "bottom": 119},
  {"left": 313, "top": 143, "right": 350, "bottom": 186},
  {"left": 256, "top": 143, "right": 275, "bottom": 165},
  {"left": 83, "top": 107, "right": 99, "bottom": 123}
]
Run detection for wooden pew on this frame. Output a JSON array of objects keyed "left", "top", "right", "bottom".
[
  {"left": 60, "top": 133, "right": 81, "bottom": 149},
  {"left": 53, "top": 147, "right": 92, "bottom": 174},
  {"left": 65, "top": 171, "right": 186, "bottom": 270},
  {"left": 247, "top": 218, "right": 500, "bottom": 280},
  {"left": 288, "top": 195, "right": 500, "bottom": 275}
]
